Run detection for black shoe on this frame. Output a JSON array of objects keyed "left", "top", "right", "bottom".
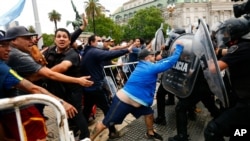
[
  {"left": 168, "top": 135, "right": 189, "bottom": 141},
  {"left": 145, "top": 131, "right": 163, "bottom": 141},
  {"left": 109, "top": 131, "right": 121, "bottom": 139},
  {"left": 165, "top": 99, "right": 175, "bottom": 105},
  {"left": 154, "top": 117, "right": 166, "bottom": 125}
]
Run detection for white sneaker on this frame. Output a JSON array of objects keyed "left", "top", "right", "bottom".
[{"left": 80, "top": 137, "right": 91, "bottom": 141}]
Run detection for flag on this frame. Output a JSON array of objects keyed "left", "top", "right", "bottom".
[{"left": 0, "top": 0, "right": 26, "bottom": 26}]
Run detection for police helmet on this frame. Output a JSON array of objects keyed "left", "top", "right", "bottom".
[
  {"left": 165, "top": 28, "right": 186, "bottom": 48},
  {"left": 213, "top": 16, "right": 250, "bottom": 48}
]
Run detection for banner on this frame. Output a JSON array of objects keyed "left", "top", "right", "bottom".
[{"left": 0, "top": 0, "right": 26, "bottom": 26}]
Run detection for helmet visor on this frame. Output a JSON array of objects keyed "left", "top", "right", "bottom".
[{"left": 215, "top": 26, "right": 231, "bottom": 48}]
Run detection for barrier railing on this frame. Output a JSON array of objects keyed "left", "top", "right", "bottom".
[
  {"left": 0, "top": 94, "right": 74, "bottom": 141},
  {"left": 103, "top": 62, "right": 138, "bottom": 94}
]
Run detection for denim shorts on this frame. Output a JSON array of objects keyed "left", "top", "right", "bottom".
[{"left": 102, "top": 95, "right": 154, "bottom": 127}]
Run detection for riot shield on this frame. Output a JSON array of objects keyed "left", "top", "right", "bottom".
[
  {"left": 151, "top": 23, "right": 165, "bottom": 52},
  {"left": 162, "top": 33, "right": 200, "bottom": 98},
  {"left": 193, "top": 19, "right": 229, "bottom": 107}
]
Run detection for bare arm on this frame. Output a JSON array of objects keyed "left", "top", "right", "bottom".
[
  {"left": 210, "top": 48, "right": 228, "bottom": 73},
  {"left": 27, "top": 66, "right": 93, "bottom": 87},
  {"left": 15, "top": 79, "right": 78, "bottom": 118},
  {"left": 50, "top": 60, "right": 72, "bottom": 73}
]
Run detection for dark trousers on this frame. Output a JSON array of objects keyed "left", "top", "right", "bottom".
[
  {"left": 205, "top": 100, "right": 250, "bottom": 141},
  {"left": 67, "top": 89, "right": 90, "bottom": 139},
  {"left": 175, "top": 81, "right": 221, "bottom": 137},
  {"left": 83, "top": 88, "right": 116, "bottom": 134},
  {"left": 156, "top": 82, "right": 175, "bottom": 117}
]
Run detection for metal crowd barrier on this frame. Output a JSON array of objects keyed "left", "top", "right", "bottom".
[
  {"left": 0, "top": 94, "right": 74, "bottom": 141},
  {"left": 103, "top": 62, "right": 138, "bottom": 92}
]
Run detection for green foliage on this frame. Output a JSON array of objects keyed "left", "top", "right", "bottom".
[
  {"left": 48, "top": 10, "right": 61, "bottom": 30},
  {"left": 122, "top": 7, "right": 167, "bottom": 41},
  {"left": 27, "top": 25, "right": 36, "bottom": 33},
  {"left": 84, "top": 0, "right": 102, "bottom": 20},
  {"left": 84, "top": 15, "right": 123, "bottom": 43},
  {"left": 42, "top": 33, "right": 54, "bottom": 47}
]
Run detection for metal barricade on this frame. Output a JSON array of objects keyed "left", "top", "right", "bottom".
[
  {"left": 103, "top": 62, "right": 138, "bottom": 92},
  {"left": 0, "top": 94, "right": 74, "bottom": 141}
]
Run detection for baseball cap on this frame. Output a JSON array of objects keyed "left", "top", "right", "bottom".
[
  {"left": 102, "top": 37, "right": 111, "bottom": 42},
  {"left": 138, "top": 49, "right": 155, "bottom": 59},
  {"left": 6, "top": 26, "right": 37, "bottom": 39},
  {"left": 0, "top": 30, "right": 15, "bottom": 42}
]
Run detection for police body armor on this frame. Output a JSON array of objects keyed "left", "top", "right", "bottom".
[
  {"left": 162, "top": 33, "right": 200, "bottom": 98},
  {"left": 162, "top": 19, "right": 230, "bottom": 107}
]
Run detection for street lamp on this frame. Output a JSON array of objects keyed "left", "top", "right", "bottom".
[{"left": 167, "top": 3, "right": 175, "bottom": 29}]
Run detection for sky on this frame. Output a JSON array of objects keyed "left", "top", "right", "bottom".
[{"left": 0, "top": 0, "right": 129, "bottom": 34}]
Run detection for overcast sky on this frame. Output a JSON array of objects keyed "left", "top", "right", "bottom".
[{"left": 0, "top": 0, "right": 129, "bottom": 34}]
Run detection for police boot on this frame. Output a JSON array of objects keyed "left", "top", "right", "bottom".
[
  {"left": 168, "top": 134, "right": 189, "bottom": 141},
  {"left": 169, "top": 104, "right": 189, "bottom": 141}
]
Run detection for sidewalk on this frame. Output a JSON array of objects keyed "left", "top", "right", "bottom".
[
  {"left": 44, "top": 104, "right": 136, "bottom": 141},
  {"left": 45, "top": 98, "right": 218, "bottom": 141}
]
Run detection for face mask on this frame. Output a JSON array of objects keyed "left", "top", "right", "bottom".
[{"left": 96, "top": 42, "right": 103, "bottom": 49}]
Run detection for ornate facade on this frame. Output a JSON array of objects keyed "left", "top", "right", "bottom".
[{"left": 111, "top": 0, "right": 245, "bottom": 29}]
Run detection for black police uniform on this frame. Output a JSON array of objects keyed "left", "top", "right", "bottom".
[
  {"left": 169, "top": 67, "right": 221, "bottom": 141},
  {"left": 204, "top": 40, "right": 250, "bottom": 141}
]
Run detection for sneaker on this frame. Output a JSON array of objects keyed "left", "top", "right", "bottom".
[
  {"left": 80, "top": 138, "right": 91, "bottom": 141},
  {"left": 154, "top": 117, "right": 166, "bottom": 125},
  {"left": 168, "top": 135, "right": 189, "bottom": 141},
  {"left": 145, "top": 131, "right": 163, "bottom": 141},
  {"left": 109, "top": 131, "right": 121, "bottom": 139}
]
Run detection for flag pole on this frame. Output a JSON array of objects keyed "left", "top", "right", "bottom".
[{"left": 32, "top": 0, "right": 43, "bottom": 49}]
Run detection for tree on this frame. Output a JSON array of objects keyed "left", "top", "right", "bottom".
[
  {"left": 48, "top": 10, "right": 61, "bottom": 31},
  {"left": 27, "top": 25, "right": 36, "bottom": 33},
  {"left": 85, "top": 15, "right": 123, "bottom": 42},
  {"left": 42, "top": 33, "right": 54, "bottom": 47},
  {"left": 84, "top": 0, "right": 102, "bottom": 34},
  {"left": 122, "top": 7, "right": 167, "bottom": 41}
]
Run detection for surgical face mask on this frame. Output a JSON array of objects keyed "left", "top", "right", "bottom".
[{"left": 96, "top": 41, "right": 103, "bottom": 49}]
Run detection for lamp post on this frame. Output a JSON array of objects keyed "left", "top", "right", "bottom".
[
  {"left": 167, "top": 3, "right": 175, "bottom": 29},
  {"left": 92, "top": 7, "right": 96, "bottom": 34}
]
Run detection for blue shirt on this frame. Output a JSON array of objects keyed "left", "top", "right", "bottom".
[
  {"left": 123, "top": 44, "right": 183, "bottom": 106},
  {"left": 0, "top": 61, "right": 23, "bottom": 98}
]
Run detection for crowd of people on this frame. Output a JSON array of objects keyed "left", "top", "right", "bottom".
[{"left": 0, "top": 8, "right": 250, "bottom": 141}]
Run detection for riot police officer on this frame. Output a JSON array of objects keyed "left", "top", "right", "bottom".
[
  {"left": 204, "top": 16, "right": 250, "bottom": 141},
  {"left": 154, "top": 28, "right": 187, "bottom": 125},
  {"left": 167, "top": 30, "right": 221, "bottom": 141}
]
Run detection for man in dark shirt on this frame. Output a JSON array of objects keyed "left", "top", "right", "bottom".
[{"left": 80, "top": 35, "right": 133, "bottom": 139}]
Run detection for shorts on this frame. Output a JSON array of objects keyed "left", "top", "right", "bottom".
[
  {"left": 1, "top": 105, "right": 47, "bottom": 141},
  {"left": 102, "top": 95, "right": 154, "bottom": 127}
]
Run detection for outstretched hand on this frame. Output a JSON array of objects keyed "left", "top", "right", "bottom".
[
  {"left": 81, "top": 13, "right": 88, "bottom": 30},
  {"left": 62, "top": 101, "right": 78, "bottom": 118},
  {"left": 78, "top": 75, "right": 94, "bottom": 87}
]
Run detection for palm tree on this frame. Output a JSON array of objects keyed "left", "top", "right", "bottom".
[
  {"left": 48, "top": 10, "right": 61, "bottom": 31},
  {"left": 84, "top": 0, "right": 102, "bottom": 34},
  {"left": 27, "top": 25, "right": 36, "bottom": 33}
]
